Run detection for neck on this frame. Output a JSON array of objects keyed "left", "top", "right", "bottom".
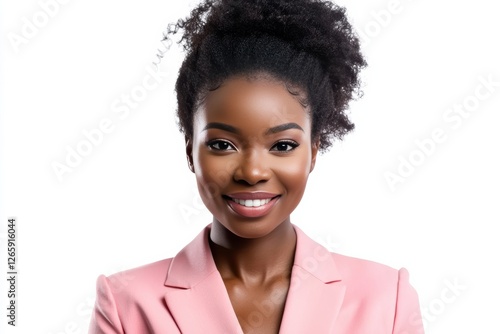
[{"left": 209, "top": 220, "right": 296, "bottom": 284}]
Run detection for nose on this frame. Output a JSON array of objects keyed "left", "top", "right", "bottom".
[{"left": 232, "top": 150, "right": 271, "bottom": 185}]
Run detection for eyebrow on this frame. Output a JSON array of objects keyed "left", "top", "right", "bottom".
[
  {"left": 202, "top": 122, "right": 304, "bottom": 135},
  {"left": 265, "top": 122, "right": 304, "bottom": 135}
]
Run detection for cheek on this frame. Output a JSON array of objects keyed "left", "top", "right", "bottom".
[
  {"left": 274, "top": 155, "right": 312, "bottom": 198},
  {"left": 193, "top": 151, "right": 237, "bottom": 202}
]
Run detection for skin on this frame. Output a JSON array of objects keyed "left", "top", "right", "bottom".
[{"left": 185, "top": 73, "right": 319, "bottom": 334}]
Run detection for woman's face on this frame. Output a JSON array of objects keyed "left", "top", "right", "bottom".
[{"left": 186, "top": 75, "right": 319, "bottom": 239}]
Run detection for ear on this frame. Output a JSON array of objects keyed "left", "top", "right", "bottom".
[
  {"left": 185, "top": 136, "right": 194, "bottom": 173},
  {"left": 310, "top": 139, "right": 320, "bottom": 173}
]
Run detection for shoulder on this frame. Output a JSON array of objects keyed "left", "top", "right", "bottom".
[
  {"left": 294, "top": 225, "right": 403, "bottom": 286},
  {"left": 330, "top": 252, "right": 413, "bottom": 300},
  {"left": 331, "top": 251, "right": 401, "bottom": 280},
  {"left": 97, "top": 224, "right": 213, "bottom": 296},
  {"left": 96, "top": 257, "right": 173, "bottom": 299},
  {"left": 91, "top": 258, "right": 183, "bottom": 332},
  {"left": 331, "top": 253, "right": 409, "bottom": 287},
  {"left": 328, "top": 252, "right": 424, "bottom": 332}
]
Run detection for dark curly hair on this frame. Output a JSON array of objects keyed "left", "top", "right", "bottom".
[{"left": 164, "top": 0, "right": 366, "bottom": 153}]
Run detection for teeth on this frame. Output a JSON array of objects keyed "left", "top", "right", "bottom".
[{"left": 233, "top": 198, "right": 272, "bottom": 207}]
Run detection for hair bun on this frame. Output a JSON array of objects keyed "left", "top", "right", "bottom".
[{"left": 168, "top": 0, "right": 366, "bottom": 152}]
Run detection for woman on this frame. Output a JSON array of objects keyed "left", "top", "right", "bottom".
[{"left": 90, "top": 0, "right": 424, "bottom": 333}]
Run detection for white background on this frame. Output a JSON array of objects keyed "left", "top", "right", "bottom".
[{"left": 1, "top": 0, "right": 499, "bottom": 333}]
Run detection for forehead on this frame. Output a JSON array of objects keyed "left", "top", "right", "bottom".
[{"left": 194, "top": 76, "right": 310, "bottom": 132}]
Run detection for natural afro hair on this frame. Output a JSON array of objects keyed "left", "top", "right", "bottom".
[{"left": 164, "top": 0, "right": 366, "bottom": 153}]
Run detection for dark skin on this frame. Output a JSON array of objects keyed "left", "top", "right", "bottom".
[
  {"left": 209, "top": 221, "right": 295, "bottom": 333},
  {"left": 185, "top": 73, "right": 319, "bottom": 333}
]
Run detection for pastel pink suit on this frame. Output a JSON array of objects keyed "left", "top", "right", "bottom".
[{"left": 89, "top": 224, "right": 424, "bottom": 333}]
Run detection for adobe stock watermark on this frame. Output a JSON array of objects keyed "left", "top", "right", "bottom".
[
  {"left": 406, "top": 277, "right": 467, "bottom": 331},
  {"left": 51, "top": 64, "right": 170, "bottom": 182},
  {"left": 46, "top": 269, "right": 135, "bottom": 334},
  {"left": 385, "top": 74, "right": 499, "bottom": 191},
  {"left": 310, "top": 233, "right": 342, "bottom": 253},
  {"left": 46, "top": 294, "right": 94, "bottom": 334},
  {"left": 178, "top": 185, "right": 209, "bottom": 226},
  {"left": 240, "top": 242, "right": 334, "bottom": 333},
  {"left": 357, "top": 0, "right": 416, "bottom": 47},
  {"left": 7, "top": 0, "right": 72, "bottom": 54}
]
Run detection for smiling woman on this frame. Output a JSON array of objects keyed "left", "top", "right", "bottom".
[
  {"left": 89, "top": 0, "right": 424, "bottom": 333},
  {"left": 190, "top": 76, "right": 316, "bottom": 240}
]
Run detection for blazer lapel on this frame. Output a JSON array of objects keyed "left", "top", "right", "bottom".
[
  {"left": 279, "top": 226, "right": 346, "bottom": 333},
  {"left": 163, "top": 224, "right": 345, "bottom": 333},
  {"left": 163, "top": 225, "right": 243, "bottom": 334}
]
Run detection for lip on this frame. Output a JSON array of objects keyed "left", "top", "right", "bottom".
[
  {"left": 223, "top": 193, "right": 281, "bottom": 218},
  {"left": 225, "top": 192, "right": 280, "bottom": 200}
]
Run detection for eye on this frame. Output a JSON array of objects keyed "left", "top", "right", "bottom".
[
  {"left": 271, "top": 140, "right": 299, "bottom": 152},
  {"left": 206, "top": 139, "right": 235, "bottom": 151}
]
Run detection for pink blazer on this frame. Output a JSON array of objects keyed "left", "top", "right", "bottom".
[{"left": 89, "top": 224, "right": 424, "bottom": 333}]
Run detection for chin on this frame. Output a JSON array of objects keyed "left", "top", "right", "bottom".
[{"left": 215, "top": 216, "right": 289, "bottom": 240}]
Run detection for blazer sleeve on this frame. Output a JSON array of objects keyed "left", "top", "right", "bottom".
[
  {"left": 392, "top": 268, "right": 425, "bottom": 334},
  {"left": 88, "top": 275, "right": 125, "bottom": 334}
]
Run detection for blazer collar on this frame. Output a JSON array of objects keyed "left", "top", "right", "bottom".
[{"left": 164, "top": 224, "right": 345, "bottom": 333}]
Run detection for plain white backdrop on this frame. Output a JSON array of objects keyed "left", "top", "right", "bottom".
[{"left": 1, "top": 0, "right": 499, "bottom": 333}]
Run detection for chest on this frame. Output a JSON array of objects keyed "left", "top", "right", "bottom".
[{"left": 224, "top": 278, "right": 290, "bottom": 334}]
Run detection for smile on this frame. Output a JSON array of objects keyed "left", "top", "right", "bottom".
[
  {"left": 223, "top": 193, "right": 281, "bottom": 218},
  {"left": 231, "top": 198, "right": 272, "bottom": 207}
]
